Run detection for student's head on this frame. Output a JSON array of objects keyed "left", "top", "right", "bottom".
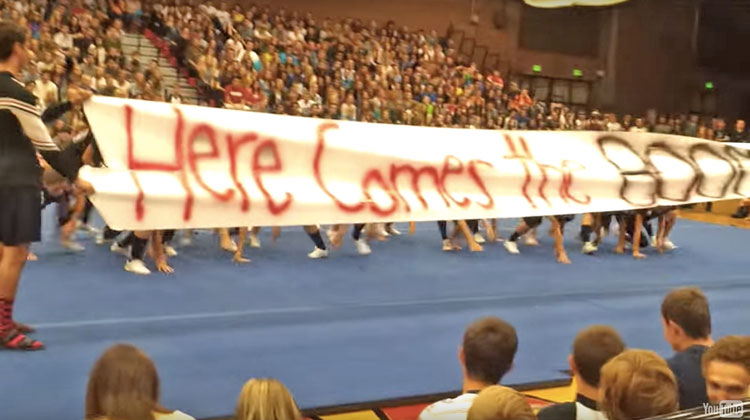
[
  {"left": 85, "top": 344, "right": 169, "bottom": 420},
  {"left": 0, "top": 21, "right": 28, "bottom": 69},
  {"left": 460, "top": 317, "right": 518, "bottom": 386},
  {"left": 570, "top": 325, "right": 626, "bottom": 388},
  {"left": 467, "top": 386, "right": 536, "bottom": 420},
  {"left": 661, "top": 287, "right": 711, "bottom": 351},
  {"left": 599, "top": 349, "right": 678, "bottom": 420},
  {"left": 236, "top": 378, "right": 300, "bottom": 420},
  {"left": 702, "top": 336, "right": 750, "bottom": 403}
]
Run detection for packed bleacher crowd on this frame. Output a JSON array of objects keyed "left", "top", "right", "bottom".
[
  {"left": 8, "top": 0, "right": 750, "bottom": 142},
  {"left": 79, "top": 287, "right": 750, "bottom": 420}
]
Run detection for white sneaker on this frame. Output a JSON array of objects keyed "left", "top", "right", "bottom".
[
  {"left": 164, "top": 245, "right": 178, "bottom": 257},
  {"left": 63, "top": 240, "right": 85, "bottom": 252},
  {"left": 663, "top": 238, "right": 677, "bottom": 250},
  {"left": 504, "top": 241, "right": 520, "bottom": 254},
  {"left": 78, "top": 223, "right": 100, "bottom": 234},
  {"left": 386, "top": 225, "right": 401, "bottom": 236},
  {"left": 249, "top": 234, "right": 261, "bottom": 248},
  {"left": 376, "top": 224, "right": 389, "bottom": 238},
  {"left": 582, "top": 241, "right": 598, "bottom": 255},
  {"left": 110, "top": 242, "right": 130, "bottom": 257},
  {"left": 355, "top": 238, "right": 372, "bottom": 255},
  {"left": 523, "top": 235, "right": 539, "bottom": 246},
  {"left": 95, "top": 232, "right": 105, "bottom": 245},
  {"left": 473, "top": 233, "right": 486, "bottom": 244},
  {"left": 124, "top": 259, "right": 151, "bottom": 275},
  {"left": 442, "top": 239, "right": 453, "bottom": 251},
  {"left": 650, "top": 236, "right": 657, "bottom": 246},
  {"left": 179, "top": 236, "right": 193, "bottom": 247},
  {"left": 307, "top": 247, "right": 329, "bottom": 259}
]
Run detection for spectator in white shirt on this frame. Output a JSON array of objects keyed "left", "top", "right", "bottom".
[
  {"left": 33, "top": 71, "right": 58, "bottom": 109},
  {"left": 418, "top": 317, "right": 518, "bottom": 420},
  {"left": 629, "top": 117, "right": 648, "bottom": 132},
  {"left": 53, "top": 25, "right": 74, "bottom": 50}
]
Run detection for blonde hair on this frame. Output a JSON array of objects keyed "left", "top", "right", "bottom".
[
  {"left": 235, "top": 378, "right": 300, "bottom": 420},
  {"left": 599, "top": 349, "right": 678, "bottom": 420},
  {"left": 467, "top": 386, "right": 536, "bottom": 420}
]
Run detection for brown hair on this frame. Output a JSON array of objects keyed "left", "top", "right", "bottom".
[
  {"left": 235, "top": 378, "right": 301, "bottom": 420},
  {"left": 599, "top": 349, "right": 678, "bottom": 420},
  {"left": 462, "top": 317, "right": 518, "bottom": 385},
  {"left": 661, "top": 287, "right": 711, "bottom": 339},
  {"left": 0, "top": 21, "right": 25, "bottom": 61},
  {"left": 573, "top": 325, "right": 626, "bottom": 387},
  {"left": 85, "top": 344, "right": 171, "bottom": 420},
  {"left": 702, "top": 335, "right": 750, "bottom": 374},
  {"left": 467, "top": 385, "right": 536, "bottom": 420}
]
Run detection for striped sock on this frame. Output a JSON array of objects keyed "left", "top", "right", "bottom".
[{"left": 0, "top": 298, "right": 14, "bottom": 334}]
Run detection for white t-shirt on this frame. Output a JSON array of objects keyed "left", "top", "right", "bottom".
[
  {"left": 418, "top": 393, "right": 477, "bottom": 420},
  {"left": 155, "top": 411, "right": 195, "bottom": 420}
]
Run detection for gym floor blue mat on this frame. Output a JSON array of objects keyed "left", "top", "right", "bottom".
[{"left": 2, "top": 215, "right": 749, "bottom": 420}]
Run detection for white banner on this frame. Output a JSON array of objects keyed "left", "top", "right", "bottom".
[
  {"left": 524, "top": 0, "right": 629, "bottom": 7},
  {"left": 81, "top": 97, "right": 750, "bottom": 230}
]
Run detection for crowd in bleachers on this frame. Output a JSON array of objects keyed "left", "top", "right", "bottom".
[
  {"left": 80, "top": 287, "right": 750, "bottom": 420},
  {"left": 8, "top": 0, "right": 750, "bottom": 143}
]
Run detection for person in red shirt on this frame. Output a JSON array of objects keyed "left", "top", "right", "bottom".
[{"left": 223, "top": 77, "right": 250, "bottom": 110}]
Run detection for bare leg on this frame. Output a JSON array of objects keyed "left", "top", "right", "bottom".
[
  {"left": 632, "top": 213, "right": 646, "bottom": 259},
  {"left": 482, "top": 219, "right": 497, "bottom": 242},
  {"left": 219, "top": 228, "right": 236, "bottom": 252},
  {"left": 614, "top": 215, "right": 626, "bottom": 254},
  {"left": 0, "top": 244, "right": 29, "bottom": 303},
  {"left": 271, "top": 227, "right": 281, "bottom": 244},
  {"left": 234, "top": 227, "right": 250, "bottom": 263},
  {"left": 549, "top": 217, "right": 571, "bottom": 264},
  {"left": 457, "top": 220, "right": 482, "bottom": 252}
]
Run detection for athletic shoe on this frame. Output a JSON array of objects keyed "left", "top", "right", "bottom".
[
  {"left": 307, "top": 247, "right": 329, "bottom": 259},
  {"left": 523, "top": 235, "right": 539, "bottom": 246},
  {"left": 662, "top": 238, "right": 677, "bottom": 250},
  {"left": 582, "top": 241, "right": 598, "bottom": 255},
  {"left": 179, "top": 235, "right": 193, "bottom": 247},
  {"left": 731, "top": 207, "right": 749, "bottom": 218},
  {"left": 124, "top": 259, "right": 151, "bottom": 275},
  {"left": 95, "top": 232, "right": 105, "bottom": 245},
  {"left": 164, "top": 245, "right": 178, "bottom": 257},
  {"left": 386, "top": 225, "right": 401, "bottom": 236},
  {"left": 249, "top": 234, "right": 261, "bottom": 248},
  {"left": 473, "top": 233, "right": 486, "bottom": 244},
  {"left": 110, "top": 242, "right": 130, "bottom": 257},
  {"left": 442, "top": 239, "right": 454, "bottom": 251},
  {"left": 355, "top": 238, "right": 372, "bottom": 255},
  {"left": 77, "top": 223, "right": 100, "bottom": 235},
  {"left": 62, "top": 240, "right": 85, "bottom": 252},
  {"left": 504, "top": 241, "right": 520, "bottom": 254}
]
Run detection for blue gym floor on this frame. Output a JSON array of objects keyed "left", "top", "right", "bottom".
[{"left": 2, "top": 214, "right": 750, "bottom": 420}]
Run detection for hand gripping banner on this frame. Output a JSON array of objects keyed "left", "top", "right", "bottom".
[{"left": 81, "top": 97, "right": 750, "bottom": 230}]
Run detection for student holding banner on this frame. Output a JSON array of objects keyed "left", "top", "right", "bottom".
[{"left": 0, "top": 22, "right": 93, "bottom": 350}]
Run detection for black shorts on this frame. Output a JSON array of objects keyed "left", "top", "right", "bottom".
[{"left": 0, "top": 186, "right": 42, "bottom": 246}]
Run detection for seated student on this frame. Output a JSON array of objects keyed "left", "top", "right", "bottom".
[
  {"left": 661, "top": 287, "right": 714, "bottom": 409},
  {"left": 418, "top": 317, "right": 518, "bottom": 420},
  {"left": 467, "top": 386, "right": 536, "bottom": 420},
  {"left": 537, "top": 325, "right": 625, "bottom": 420},
  {"left": 235, "top": 378, "right": 300, "bottom": 420},
  {"left": 702, "top": 335, "right": 750, "bottom": 404},
  {"left": 85, "top": 344, "right": 195, "bottom": 420},
  {"left": 599, "top": 349, "right": 679, "bottom": 420}
]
